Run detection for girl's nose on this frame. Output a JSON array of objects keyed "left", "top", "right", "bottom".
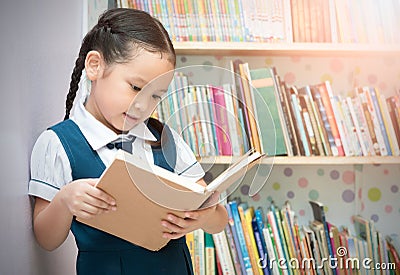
[{"left": 133, "top": 96, "right": 149, "bottom": 112}]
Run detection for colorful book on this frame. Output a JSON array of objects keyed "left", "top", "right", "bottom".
[
  {"left": 225, "top": 202, "right": 246, "bottom": 275},
  {"left": 205, "top": 232, "right": 216, "bottom": 275},
  {"left": 212, "top": 230, "right": 235, "bottom": 275},
  {"left": 249, "top": 67, "right": 289, "bottom": 156},
  {"left": 238, "top": 202, "right": 262, "bottom": 275},
  {"left": 228, "top": 200, "right": 254, "bottom": 274},
  {"left": 317, "top": 81, "right": 345, "bottom": 156}
]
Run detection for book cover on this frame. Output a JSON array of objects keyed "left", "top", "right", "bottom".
[
  {"left": 238, "top": 62, "right": 262, "bottom": 153},
  {"left": 76, "top": 149, "right": 263, "bottom": 251},
  {"left": 212, "top": 85, "right": 233, "bottom": 156},
  {"left": 249, "top": 67, "right": 289, "bottom": 156}
]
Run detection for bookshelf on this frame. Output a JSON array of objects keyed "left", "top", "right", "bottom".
[
  {"left": 174, "top": 42, "right": 400, "bottom": 57},
  {"left": 89, "top": 1, "right": 400, "bottom": 274},
  {"left": 199, "top": 155, "right": 400, "bottom": 166}
]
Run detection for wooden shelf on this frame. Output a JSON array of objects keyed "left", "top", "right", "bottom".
[
  {"left": 198, "top": 156, "right": 400, "bottom": 165},
  {"left": 174, "top": 42, "right": 400, "bottom": 56}
]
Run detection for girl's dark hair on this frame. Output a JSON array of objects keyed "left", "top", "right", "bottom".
[{"left": 64, "top": 8, "right": 176, "bottom": 120}]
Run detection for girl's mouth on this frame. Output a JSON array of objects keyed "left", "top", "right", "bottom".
[{"left": 124, "top": 113, "right": 139, "bottom": 125}]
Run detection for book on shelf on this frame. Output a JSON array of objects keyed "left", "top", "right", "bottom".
[
  {"left": 205, "top": 232, "right": 216, "bottom": 275},
  {"left": 249, "top": 67, "right": 290, "bottom": 156},
  {"left": 228, "top": 199, "right": 254, "bottom": 274},
  {"left": 238, "top": 202, "right": 263, "bottom": 275},
  {"left": 225, "top": 202, "right": 246, "bottom": 275},
  {"left": 212, "top": 230, "right": 236, "bottom": 275},
  {"left": 290, "top": 86, "right": 312, "bottom": 156},
  {"left": 76, "top": 149, "right": 263, "bottom": 251},
  {"left": 194, "top": 229, "right": 205, "bottom": 275},
  {"left": 308, "top": 200, "right": 337, "bottom": 274}
]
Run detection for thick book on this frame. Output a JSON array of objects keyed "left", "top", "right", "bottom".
[
  {"left": 76, "top": 149, "right": 263, "bottom": 251},
  {"left": 249, "top": 67, "right": 289, "bottom": 156}
]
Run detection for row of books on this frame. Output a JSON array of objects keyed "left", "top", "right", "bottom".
[
  {"left": 187, "top": 200, "right": 400, "bottom": 275},
  {"left": 155, "top": 61, "right": 400, "bottom": 157},
  {"left": 116, "top": 0, "right": 400, "bottom": 44}
]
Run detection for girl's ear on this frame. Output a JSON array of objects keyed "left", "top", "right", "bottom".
[{"left": 85, "top": 50, "right": 103, "bottom": 81}]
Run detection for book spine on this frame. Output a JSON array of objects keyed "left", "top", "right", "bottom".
[
  {"left": 262, "top": 225, "right": 282, "bottom": 275},
  {"left": 290, "top": 92, "right": 311, "bottom": 156},
  {"left": 377, "top": 92, "right": 400, "bottom": 156},
  {"left": 386, "top": 96, "right": 400, "bottom": 151},
  {"left": 205, "top": 232, "right": 216, "bottom": 275},
  {"left": 212, "top": 231, "right": 236, "bottom": 275},
  {"left": 319, "top": 81, "right": 345, "bottom": 156},
  {"left": 225, "top": 202, "right": 246, "bottom": 275},
  {"left": 356, "top": 87, "right": 381, "bottom": 156},
  {"left": 238, "top": 204, "right": 261, "bottom": 275},
  {"left": 310, "top": 85, "right": 337, "bottom": 155},
  {"left": 229, "top": 201, "right": 254, "bottom": 274},
  {"left": 368, "top": 87, "right": 392, "bottom": 155}
]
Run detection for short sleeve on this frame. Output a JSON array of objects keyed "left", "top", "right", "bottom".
[
  {"left": 28, "top": 130, "right": 72, "bottom": 201},
  {"left": 170, "top": 128, "right": 205, "bottom": 181}
]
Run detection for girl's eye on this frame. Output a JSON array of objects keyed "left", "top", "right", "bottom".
[
  {"left": 131, "top": 85, "right": 142, "bottom": 92},
  {"left": 152, "top": 94, "right": 162, "bottom": 100}
]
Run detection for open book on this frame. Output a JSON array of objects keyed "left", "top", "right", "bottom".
[{"left": 77, "top": 149, "right": 264, "bottom": 251}]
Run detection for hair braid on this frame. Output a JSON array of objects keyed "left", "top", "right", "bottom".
[{"left": 63, "top": 44, "right": 90, "bottom": 120}]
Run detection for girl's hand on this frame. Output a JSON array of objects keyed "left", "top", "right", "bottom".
[
  {"left": 59, "top": 178, "right": 116, "bottom": 220},
  {"left": 161, "top": 205, "right": 218, "bottom": 240}
]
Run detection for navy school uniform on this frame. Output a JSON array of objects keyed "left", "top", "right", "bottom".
[{"left": 51, "top": 119, "right": 194, "bottom": 275}]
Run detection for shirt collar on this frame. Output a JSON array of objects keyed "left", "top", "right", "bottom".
[{"left": 70, "top": 96, "right": 156, "bottom": 151}]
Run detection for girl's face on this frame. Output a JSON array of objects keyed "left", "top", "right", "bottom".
[{"left": 85, "top": 50, "right": 174, "bottom": 133}]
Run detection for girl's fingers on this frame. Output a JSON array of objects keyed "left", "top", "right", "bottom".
[
  {"left": 85, "top": 193, "right": 117, "bottom": 211},
  {"left": 85, "top": 183, "right": 116, "bottom": 207}
]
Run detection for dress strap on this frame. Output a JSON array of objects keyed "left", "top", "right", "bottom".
[{"left": 49, "top": 119, "right": 105, "bottom": 179}]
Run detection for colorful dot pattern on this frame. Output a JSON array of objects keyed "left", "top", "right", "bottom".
[{"left": 229, "top": 164, "right": 400, "bottom": 237}]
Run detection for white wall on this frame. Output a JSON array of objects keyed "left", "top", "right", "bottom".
[{"left": 0, "top": 0, "right": 82, "bottom": 274}]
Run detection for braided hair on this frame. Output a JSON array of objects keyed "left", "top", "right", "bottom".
[{"left": 63, "top": 8, "right": 176, "bottom": 120}]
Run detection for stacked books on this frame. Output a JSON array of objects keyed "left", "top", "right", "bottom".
[
  {"left": 187, "top": 199, "right": 400, "bottom": 275},
  {"left": 156, "top": 63, "right": 400, "bottom": 157},
  {"left": 117, "top": 0, "right": 400, "bottom": 44}
]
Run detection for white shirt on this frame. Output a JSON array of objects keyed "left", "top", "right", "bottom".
[{"left": 29, "top": 96, "right": 204, "bottom": 201}]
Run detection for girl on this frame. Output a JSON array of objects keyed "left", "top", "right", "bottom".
[{"left": 29, "top": 8, "right": 228, "bottom": 274}]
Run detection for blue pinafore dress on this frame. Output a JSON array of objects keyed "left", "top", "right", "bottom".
[{"left": 50, "top": 119, "right": 194, "bottom": 275}]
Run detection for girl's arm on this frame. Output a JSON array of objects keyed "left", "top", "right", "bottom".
[{"left": 33, "top": 179, "right": 116, "bottom": 251}]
